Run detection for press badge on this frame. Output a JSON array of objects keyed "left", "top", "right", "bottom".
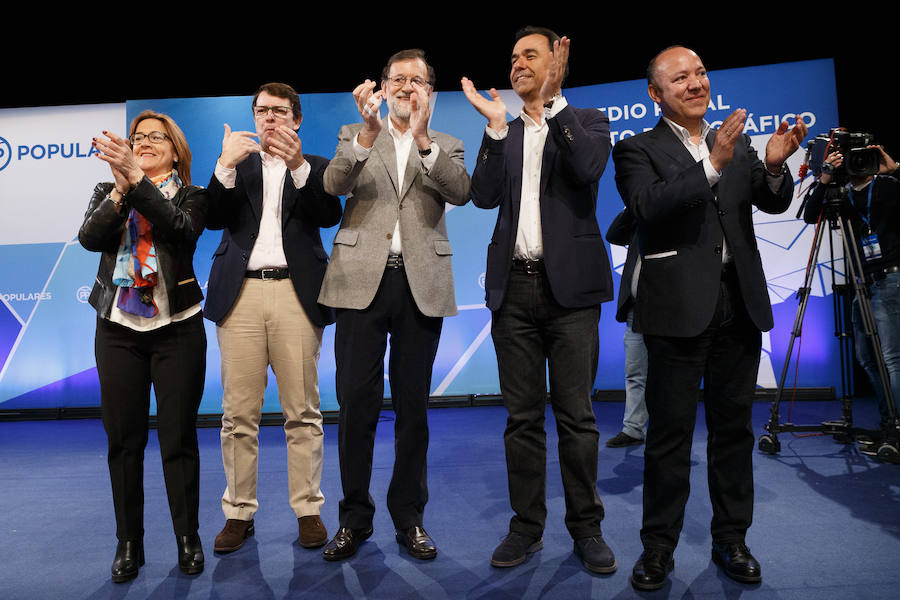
[{"left": 862, "top": 233, "right": 882, "bottom": 262}]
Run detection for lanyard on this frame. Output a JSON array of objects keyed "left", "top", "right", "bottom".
[{"left": 847, "top": 175, "right": 877, "bottom": 230}]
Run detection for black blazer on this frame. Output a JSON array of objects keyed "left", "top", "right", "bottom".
[
  {"left": 470, "top": 104, "right": 614, "bottom": 311},
  {"left": 79, "top": 178, "right": 207, "bottom": 318},
  {"left": 605, "top": 208, "right": 639, "bottom": 323},
  {"left": 803, "top": 174, "right": 900, "bottom": 275},
  {"left": 203, "top": 153, "right": 342, "bottom": 327},
  {"left": 612, "top": 119, "right": 792, "bottom": 337}
]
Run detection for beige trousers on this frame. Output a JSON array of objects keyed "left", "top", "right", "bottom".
[{"left": 217, "top": 278, "right": 324, "bottom": 520}]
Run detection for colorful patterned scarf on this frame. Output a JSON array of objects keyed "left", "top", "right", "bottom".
[{"left": 113, "top": 170, "right": 182, "bottom": 317}]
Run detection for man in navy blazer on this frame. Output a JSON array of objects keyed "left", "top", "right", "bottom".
[
  {"left": 604, "top": 208, "right": 649, "bottom": 449},
  {"left": 463, "top": 27, "right": 615, "bottom": 574},
  {"left": 204, "top": 82, "right": 342, "bottom": 554},
  {"left": 612, "top": 47, "right": 806, "bottom": 590}
]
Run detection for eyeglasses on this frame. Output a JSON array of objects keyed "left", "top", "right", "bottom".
[
  {"left": 130, "top": 131, "right": 169, "bottom": 145},
  {"left": 253, "top": 105, "right": 293, "bottom": 118},
  {"left": 386, "top": 75, "right": 431, "bottom": 88}
]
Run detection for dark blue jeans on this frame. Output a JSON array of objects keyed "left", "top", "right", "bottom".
[
  {"left": 622, "top": 309, "right": 649, "bottom": 440},
  {"left": 491, "top": 266, "right": 604, "bottom": 540},
  {"left": 852, "top": 271, "right": 900, "bottom": 422}
]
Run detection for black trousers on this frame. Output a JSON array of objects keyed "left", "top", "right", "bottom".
[
  {"left": 640, "top": 268, "right": 760, "bottom": 551},
  {"left": 95, "top": 313, "right": 206, "bottom": 541},
  {"left": 491, "top": 266, "right": 605, "bottom": 540},
  {"left": 334, "top": 267, "right": 442, "bottom": 530}
]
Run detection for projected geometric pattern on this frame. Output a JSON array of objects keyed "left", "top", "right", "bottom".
[
  {"left": 0, "top": 241, "right": 103, "bottom": 407},
  {"left": 0, "top": 103, "right": 127, "bottom": 409}
]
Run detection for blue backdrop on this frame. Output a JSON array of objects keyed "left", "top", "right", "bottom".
[{"left": 0, "top": 58, "right": 840, "bottom": 414}]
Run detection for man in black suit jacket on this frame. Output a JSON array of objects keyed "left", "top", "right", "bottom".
[
  {"left": 604, "top": 209, "right": 649, "bottom": 449},
  {"left": 463, "top": 27, "right": 616, "bottom": 574},
  {"left": 612, "top": 46, "right": 807, "bottom": 590},
  {"left": 204, "top": 83, "right": 342, "bottom": 553}
]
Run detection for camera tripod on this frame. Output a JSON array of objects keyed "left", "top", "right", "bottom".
[{"left": 758, "top": 184, "right": 900, "bottom": 463}]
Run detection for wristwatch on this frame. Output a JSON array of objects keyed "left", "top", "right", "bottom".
[{"left": 766, "top": 162, "right": 788, "bottom": 177}]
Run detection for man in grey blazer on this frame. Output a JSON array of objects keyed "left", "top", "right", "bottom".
[{"left": 318, "top": 49, "right": 470, "bottom": 561}]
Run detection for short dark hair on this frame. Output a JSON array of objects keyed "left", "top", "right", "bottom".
[
  {"left": 646, "top": 45, "right": 694, "bottom": 87},
  {"left": 514, "top": 25, "right": 559, "bottom": 50},
  {"left": 252, "top": 82, "right": 302, "bottom": 121},
  {"left": 381, "top": 49, "right": 436, "bottom": 87},
  {"left": 513, "top": 26, "right": 569, "bottom": 81}
]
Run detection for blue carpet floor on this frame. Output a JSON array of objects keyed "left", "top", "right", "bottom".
[{"left": 1, "top": 399, "right": 898, "bottom": 599}]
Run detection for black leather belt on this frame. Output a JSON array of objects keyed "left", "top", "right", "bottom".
[
  {"left": 386, "top": 254, "right": 404, "bottom": 269},
  {"left": 512, "top": 258, "right": 544, "bottom": 275},
  {"left": 245, "top": 267, "right": 290, "bottom": 280}
]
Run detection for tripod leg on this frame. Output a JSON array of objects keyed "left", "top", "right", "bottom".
[
  {"left": 837, "top": 217, "right": 900, "bottom": 462},
  {"left": 760, "top": 214, "right": 828, "bottom": 451}
]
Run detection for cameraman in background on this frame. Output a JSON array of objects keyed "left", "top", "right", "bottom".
[{"left": 803, "top": 139, "right": 900, "bottom": 449}]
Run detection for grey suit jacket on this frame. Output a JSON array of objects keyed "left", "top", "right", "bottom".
[{"left": 318, "top": 119, "right": 470, "bottom": 317}]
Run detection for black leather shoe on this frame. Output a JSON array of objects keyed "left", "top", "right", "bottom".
[
  {"left": 631, "top": 549, "right": 674, "bottom": 591},
  {"left": 490, "top": 532, "right": 543, "bottom": 567},
  {"left": 605, "top": 431, "right": 644, "bottom": 448},
  {"left": 712, "top": 541, "right": 761, "bottom": 583},
  {"left": 396, "top": 526, "right": 437, "bottom": 560},
  {"left": 111, "top": 540, "right": 144, "bottom": 583},
  {"left": 177, "top": 533, "right": 204, "bottom": 575},
  {"left": 322, "top": 526, "right": 373, "bottom": 561},
  {"left": 574, "top": 535, "right": 617, "bottom": 573}
]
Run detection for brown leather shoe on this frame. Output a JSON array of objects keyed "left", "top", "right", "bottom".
[
  {"left": 298, "top": 515, "right": 328, "bottom": 548},
  {"left": 214, "top": 519, "right": 254, "bottom": 553}
]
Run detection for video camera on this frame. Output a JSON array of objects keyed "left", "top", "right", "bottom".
[{"left": 807, "top": 129, "right": 881, "bottom": 185}]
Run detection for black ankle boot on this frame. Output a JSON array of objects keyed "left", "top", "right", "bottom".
[
  {"left": 177, "top": 533, "right": 204, "bottom": 575},
  {"left": 111, "top": 540, "right": 144, "bottom": 583}
]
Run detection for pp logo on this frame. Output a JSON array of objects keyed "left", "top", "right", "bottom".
[
  {"left": 76, "top": 286, "right": 92, "bottom": 303},
  {"left": 0, "top": 137, "right": 11, "bottom": 171},
  {"left": 478, "top": 272, "right": 486, "bottom": 290}
]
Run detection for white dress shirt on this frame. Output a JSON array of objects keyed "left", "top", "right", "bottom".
[
  {"left": 486, "top": 96, "right": 569, "bottom": 260},
  {"left": 109, "top": 173, "right": 202, "bottom": 331},
  {"left": 214, "top": 152, "right": 311, "bottom": 270},
  {"left": 352, "top": 118, "right": 439, "bottom": 256},
  {"left": 663, "top": 118, "right": 720, "bottom": 187},
  {"left": 662, "top": 117, "right": 785, "bottom": 264}
]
